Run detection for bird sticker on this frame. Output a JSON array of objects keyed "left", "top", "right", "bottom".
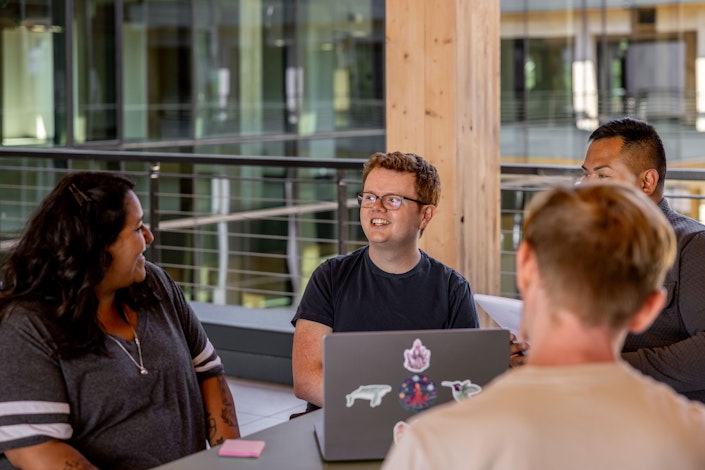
[{"left": 441, "top": 379, "right": 482, "bottom": 401}]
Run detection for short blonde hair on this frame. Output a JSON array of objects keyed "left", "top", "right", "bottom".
[{"left": 522, "top": 182, "right": 676, "bottom": 329}]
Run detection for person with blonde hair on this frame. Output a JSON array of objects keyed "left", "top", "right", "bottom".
[
  {"left": 383, "top": 182, "right": 705, "bottom": 470},
  {"left": 292, "top": 151, "right": 530, "bottom": 413}
]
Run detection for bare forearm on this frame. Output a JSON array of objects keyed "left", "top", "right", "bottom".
[
  {"left": 293, "top": 370, "right": 323, "bottom": 407},
  {"left": 4, "top": 440, "right": 98, "bottom": 470},
  {"left": 201, "top": 375, "right": 240, "bottom": 446},
  {"left": 291, "top": 319, "right": 330, "bottom": 408}
]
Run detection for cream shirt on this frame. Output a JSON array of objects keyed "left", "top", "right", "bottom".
[{"left": 383, "top": 362, "right": 705, "bottom": 470}]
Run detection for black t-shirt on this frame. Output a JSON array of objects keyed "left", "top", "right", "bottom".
[{"left": 292, "top": 246, "right": 479, "bottom": 331}]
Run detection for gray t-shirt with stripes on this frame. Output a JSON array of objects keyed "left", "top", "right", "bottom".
[{"left": 0, "top": 263, "right": 223, "bottom": 469}]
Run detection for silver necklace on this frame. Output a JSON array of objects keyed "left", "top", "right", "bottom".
[{"left": 106, "top": 324, "right": 148, "bottom": 375}]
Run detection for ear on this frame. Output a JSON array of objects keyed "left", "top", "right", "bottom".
[
  {"left": 639, "top": 169, "right": 660, "bottom": 197},
  {"left": 627, "top": 288, "right": 666, "bottom": 334},
  {"left": 419, "top": 204, "right": 436, "bottom": 230},
  {"left": 515, "top": 241, "right": 537, "bottom": 295}
]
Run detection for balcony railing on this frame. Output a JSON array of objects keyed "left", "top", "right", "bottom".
[
  {"left": 2, "top": 148, "right": 705, "bottom": 305},
  {"left": 499, "top": 163, "right": 705, "bottom": 297}
]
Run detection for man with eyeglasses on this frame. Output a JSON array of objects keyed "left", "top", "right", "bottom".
[
  {"left": 291, "top": 151, "right": 529, "bottom": 412},
  {"left": 581, "top": 117, "right": 705, "bottom": 404}
]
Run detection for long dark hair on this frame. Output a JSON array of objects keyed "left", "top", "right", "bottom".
[{"left": 0, "top": 171, "right": 157, "bottom": 357}]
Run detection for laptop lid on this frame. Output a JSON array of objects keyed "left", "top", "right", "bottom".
[{"left": 315, "top": 328, "right": 509, "bottom": 461}]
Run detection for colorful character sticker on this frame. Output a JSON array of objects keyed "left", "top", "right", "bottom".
[
  {"left": 345, "top": 384, "right": 393, "bottom": 408},
  {"left": 441, "top": 379, "right": 482, "bottom": 401},
  {"left": 403, "top": 338, "right": 431, "bottom": 373},
  {"left": 398, "top": 374, "right": 437, "bottom": 413}
]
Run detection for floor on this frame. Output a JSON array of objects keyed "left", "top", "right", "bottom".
[{"left": 226, "top": 376, "right": 308, "bottom": 437}]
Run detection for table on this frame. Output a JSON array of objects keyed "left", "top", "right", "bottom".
[{"left": 153, "top": 410, "right": 383, "bottom": 469}]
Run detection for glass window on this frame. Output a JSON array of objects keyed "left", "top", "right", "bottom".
[
  {"left": 297, "top": 0, "right": 384, "bottom": 135},
  {"left": 0, "top": 0, "right": 63, "bottom": 146},
  {"left": 74, "top": 0, "right": 118, "bottom": 143},
  {"left": 123, "top": 0, "right": 193, "bottom": 142},
  {"left": 500, "top": 1, "right": 703, "bottom": 165},
  {"left": 191, "top": 0, "right": 385, "bottom": 142}
]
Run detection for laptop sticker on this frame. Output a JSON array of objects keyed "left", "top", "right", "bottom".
[
  {"left": 403, "top": 338, "right": 431, "bottom": 373},
  {"left": 398, "top": 374, "right": 437, "bottom": 413},
  {"left": 345, "top": 384, "right": 393, "bottom": 407},
  {"left": 441, "top": 379, "right": 482, "bottom": 401}
]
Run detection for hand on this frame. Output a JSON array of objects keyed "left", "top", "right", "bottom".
[{"left": 509, "top": 333, "right": 529, "bottom": 367}]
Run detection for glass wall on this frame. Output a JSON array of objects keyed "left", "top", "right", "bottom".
[
  {"left": 0, "top": 0, "right": 384, "bottom": 308},
  {"left": 5, "top": 1, "right": 705, "bottom": 173},
  {"left": 75, "top": 0, "right": 118, "bottom": 143},
  {"left": 5, "top": 1, "right": 705, "bottom": 305},
  {"left": 500, "top": 0, "right": 705, "bottom": 167},
  {"left": 499, "top": 0, "right": 705, "bottom": 296},
  {"left": 0, "top": 0, "right": 384, "bottom": 152}
]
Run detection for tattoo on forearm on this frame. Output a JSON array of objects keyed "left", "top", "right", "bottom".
[
  {"left": 206, "top": 376, "right": 239, "bottom": 445},
  {"left": 206, "top": 414, "right": 218, "bottom": 442},
  {"left": 217, "top": 375, "right": 238, "bottom": 426},
  {"left": 63, "top": 458, "right": 92, "bottom": 470},
  {"left": 221, "top": 407, "right": 236, "bottom": 426}
]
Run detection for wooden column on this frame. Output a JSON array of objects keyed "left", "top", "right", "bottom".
[{"left": 386, "top": 0, "right": 501, "bottom": 316}]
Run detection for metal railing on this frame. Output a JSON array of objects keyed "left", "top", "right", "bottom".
[
  {"left": 498, "top": 163, "right": 705, "bottom": 297},
  {"left": 0, "top": 148, "right": 368, "bottom": 309},
  {"left": 2, "top": 148, "right": 705, "bottom": 305}
]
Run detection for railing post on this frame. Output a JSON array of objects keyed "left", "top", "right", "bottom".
[
  {"left": 149, "top": 162, "right": 161, "bottom": 264},
  {"left": 337, "top": 170, "right": 348, "bottom": 255}
]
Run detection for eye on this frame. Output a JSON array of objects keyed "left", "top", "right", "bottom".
[
  {"left": 387, "top": 195, "right": 403, "bottom": 205},
  {"left": 363, "top": 193, "right": 377, "bottom": 203},
  {"left": 135, "top": 223, "right": 145, "bottom": 232}
]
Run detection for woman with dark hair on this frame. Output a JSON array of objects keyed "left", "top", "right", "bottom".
[{"left": 0, "top": 172, "right": 240, "bottom": 469}]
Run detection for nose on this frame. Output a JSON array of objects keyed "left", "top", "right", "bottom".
[
  {"left": 577, "top": 174, "right": 592, "bottom": 185},
  {"left": 371, "top": 197, "right": 387, "bottom": 211},
  {"left": 143, "top": 226, "right": 155, "bottom": 245}
]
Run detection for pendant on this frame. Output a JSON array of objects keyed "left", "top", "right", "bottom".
[{"left": 140, "top": 368, "right": 149, "bottom": 375}]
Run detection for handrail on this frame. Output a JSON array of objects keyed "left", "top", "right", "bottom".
[
  {"left": 0, "top": 147, "right": 367, "bottom": 169},
  {"left": 2, "top": 148, "right": 705, "bottom": 303},
  {"left": 502, "top": 162, "right": 705, "bottom": 181}
]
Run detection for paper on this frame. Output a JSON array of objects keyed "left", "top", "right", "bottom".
[
  {"left": 474, "top": 294, "right": 523, "bottom": 336},
  {"left": 218, "top": 439, "right": 266, "bottom": 458}
]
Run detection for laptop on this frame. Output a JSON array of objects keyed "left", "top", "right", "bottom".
[{"left": 314, "top": 328, "right": 509, "bottom": 461}]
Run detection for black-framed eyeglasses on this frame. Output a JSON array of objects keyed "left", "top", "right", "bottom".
[{"left": 356, "top": 192, "right": 429, "bottom": 211}]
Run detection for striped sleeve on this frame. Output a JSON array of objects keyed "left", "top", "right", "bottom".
[
  {"left": 0, "top": 401, "right": 72, "bottom": 448},
  {"left": 0, "top": 312, "right": 74, "bottom": 453},
  {"left": 192, "top": 338, "right": 224, "bottom": 378}
]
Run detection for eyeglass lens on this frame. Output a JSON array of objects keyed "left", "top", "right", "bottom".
[{"left": 357, "top": 193, "right": 403, "bottom": 210}]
